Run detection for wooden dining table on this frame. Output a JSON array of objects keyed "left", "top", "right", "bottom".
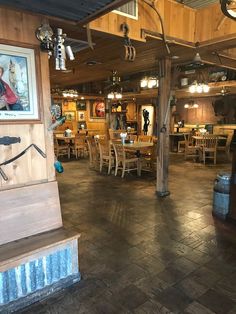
[
  {"left": 123, "top": 141, "right": 153, "bottom": 149},
  {"left": 123, "top": 141, "right": 153, "bottom": 157},
  {"left": 55, "top": 134, "right": 76, "bottom": 143}
]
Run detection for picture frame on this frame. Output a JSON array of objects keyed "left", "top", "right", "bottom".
[
  {"left": 78, "top": 121, "right": 87, "bottom": 130},
  {"left": 64, "top": 110, "right": 76, "bottom": 121},
  {"left": 90, "top": 99, "right": 106, "bottom": 119},
  {"left": 0, "top": 43, "right": 40, "bottom": 121},
  {"left": 77, "top": 111, "right": 86, "bottom": 121},
  {"left": 76, "top": 101, "right": 86, "bottom": 111}
]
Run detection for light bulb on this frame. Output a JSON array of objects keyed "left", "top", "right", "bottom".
[
  {"left": 203, "top": 84, "right": 210, "bottom": 93},
  {"left": 184, "top": 104, "right": 189, "bottom": 108},
  {"left": 108, "top": 93, "right": 114, "bottom": 99},
  {"left": 148, "top": 78, "right": 157, "bottom": 88},
  {"left": 140, "top": 78, "right": 148, "bottom": 88},
  {"left": 189, "top": 85, "right": 196, "bottom": 93},
  {"left": 116, "top": 93, "right": 122, "bottom": 99},
  {"left": 196, "top": 84, "right": 203, "bottom": 93},
  {"left": 193, "top": 103, "right": 199, "bottom": 108}
]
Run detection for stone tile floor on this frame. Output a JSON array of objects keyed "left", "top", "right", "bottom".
[{"left": 19, "top": 154, "right": 236, "bottom": 314}]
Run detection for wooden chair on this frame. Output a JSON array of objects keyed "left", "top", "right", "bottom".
[
  {"left": 112, "top": 141, "right": 141, "bottom": 178},
  {"left": 200, "top": 135, "right": 218, "bottom": 164},
  {"left": 184, "top": 134, "right": 198, "bottom": 160},
  {"left": 97, "top": 139, "right": 114, "bottom": 174},
  {"left": 217, "top": 131, "right": 233, "bottom": 160},
  {"left": 86, "top": 136, "right": 99, "bottom": 168},
  {"left": 178, "top": 134, "right": 188, "bottom": 153},
  {"left": 138, "top": 135, "right": 153, "bottom": 142},
  {"left": 70, "top": 134, "right": 87, "bottom": 159},
  {"left": 54, "top": 136, "right": 70, "bottom": 159},
  {"left": 141, "top": 142, "right": 157, "bottom": 173}
]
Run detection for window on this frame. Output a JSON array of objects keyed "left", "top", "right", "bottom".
[{"left": 113, "top": 0, "right": 138, "bottom": 20}]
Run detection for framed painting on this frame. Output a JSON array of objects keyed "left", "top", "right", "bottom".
[
  {"left": 90, "top": 99, "right": 106, "bottom": 119},
  {"left": 64, "top": 111, "right": 76, "bottom": 121},
  {"left": 77, "top": 111, "right": 86, "bottom": 121},
  {"left": 76, "top": 101, "right": 86, "bottom": 111},
  {"left": 0, "top": 43, "right": 39, "bottom": 121}
]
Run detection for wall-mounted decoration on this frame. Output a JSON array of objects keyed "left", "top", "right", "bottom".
[
  {"left": 64, "top": 110, "right": 76, "bottom": 121},
  {"left": 0, "top": 44, "right": 39, "bottom": 121},
  {"left": 76, "top": 101, "right": 86, "bottom": 111},
  {"left": 77, "top": 111, "right": 86, "bottom": 121},
  {"left": 78, "top": 121, "right": 87, "bottom": 130},
  {"left": 90, "top": 100, "right": 105, "bottom": 119}
]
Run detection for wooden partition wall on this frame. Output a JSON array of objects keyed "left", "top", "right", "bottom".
[{"left": 0, "top": 7, "right": 58, "bottom": 244}]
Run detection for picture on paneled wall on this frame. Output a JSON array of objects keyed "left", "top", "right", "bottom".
[
  {"left": 90, "top": 99, "right": 105, "bottom": 119},
  {"left": 64, "top": 111, "right": 76, "bottom": 121},
  {"left": 77, "top": 111, "right": 86, "bottom": 121},
  {"left": 0, "top": 44, "right": 39, "bottom": 121},
  {"left": 76, "top": 101, "right": 86, "bottom": 111}
]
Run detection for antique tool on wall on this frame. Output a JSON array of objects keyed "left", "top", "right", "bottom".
[
  {"left": 0, "top": 136, "right": 21, "bottom": 181},
  {"left": 0, "top": 136, "right": 21, "bottom": 145},
  {"left": 0, "top": 144, "right": 46, "bottom": 181},
  {"left": 36, "top": 24, "right": 75, "bottom": 70},
  {"left": 121, "top": 23, "right": 136, "bottom": 62}
]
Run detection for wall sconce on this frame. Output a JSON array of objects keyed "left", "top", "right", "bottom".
[
  {"left": 184, "top": 101, "right": 199, "bottom": 109},
  {"left": 36, "top": 24, "right": 75, "bottom": 70},
  {"left": 140, "top": 76, "right": 159, "bottom": 89}
]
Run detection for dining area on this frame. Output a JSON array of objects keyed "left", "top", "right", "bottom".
[
  {"left": 53, "top": 127, "right": 158, "bottom": 178},
  {"left": 178, "top": 130, "right": 234, "bottom": 165}
]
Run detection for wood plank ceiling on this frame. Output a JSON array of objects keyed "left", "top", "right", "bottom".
[
  {"left": 0, "top": 0, "right": 131, "bottom": 24},
  {"left": 1, "top": 0, "right": 235, "bottom": 97}
]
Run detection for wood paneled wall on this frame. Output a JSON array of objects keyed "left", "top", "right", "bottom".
[
  {"left": 195, "top": 3, "right": 236, "bottom": 42},
  {"left": 0, "top": 7, "right": 54, "bottom": 188},
  {"left": 176, "top": 98, "right": 220, "bottom": 125},
  {"left": 90, "top": 0, "right": 196, "bottom": 42}
]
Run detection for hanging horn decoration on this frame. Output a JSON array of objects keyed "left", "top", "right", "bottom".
[{"left": 120, "top": 23, "right": 136, "bottom": 62}]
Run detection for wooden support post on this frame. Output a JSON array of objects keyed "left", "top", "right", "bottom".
[{"left": 156, "top": 57, "right": 172, "bottom": 197}]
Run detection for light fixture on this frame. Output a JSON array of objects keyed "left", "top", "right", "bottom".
[
  {"left": 140, "top": 76, "right": 159, "bottom": 89},
  {"left": 189, "top": 80, "right": 210, "bottom": 94},
  {"left": 107, "top": 70, "right": 122, "bottom": 100},
  {"left": 62, "top": 89, "right": 78, "bottom": 98},
  {"left": 184, "top": 101, "right": 199, "bottom": 109}
]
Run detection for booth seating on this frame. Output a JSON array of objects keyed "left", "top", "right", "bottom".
[{"left": 0, "top": 181, "right": 80, "bottom": 313}]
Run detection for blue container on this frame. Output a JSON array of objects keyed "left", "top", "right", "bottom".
[{"left": 213, "top": 173, "right": 231, "bottom": 220}]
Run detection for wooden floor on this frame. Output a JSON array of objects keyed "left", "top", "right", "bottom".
[{"left": 18, "top": 154, "right": 236, "bottom": 314}]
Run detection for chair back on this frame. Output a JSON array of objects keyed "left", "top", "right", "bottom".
[
  {"left": 86, "top": 136, "right": 99, "bottom": 166},
  {"left": 203, "top": 135, "right": 218, "bottom": 149},
  {"left": 195, "top": 136, "right": 205, "bottom": 147},
  {"left": 138, "top": 135, "right": 152, "bottom": 142},
  {"left": 112, "top": 141, "right": 125, "bottom": 161},
  {"left": 97, "top": 138, "right": 110, "bottom": 158},
  {"left": 225, "top": 131, "right": 234, "bottom": 152},
  {"left": 129, "top": 134, "right": 137, "bottom": 142}
]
